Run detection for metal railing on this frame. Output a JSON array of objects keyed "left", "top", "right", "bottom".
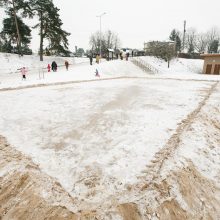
[{"left": 131, "top": 57, "right": 159, "bottom": 74}]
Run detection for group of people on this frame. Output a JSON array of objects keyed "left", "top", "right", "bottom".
[
  {"left": 117, "top": 51, "right": 130, "bottom": 61},
  {"left": 89, "top": 54, "right": 100, "bottom": 66},
  {"left": 19, "top": 60, "right": 70, "bottom": 80},
  {"left": 47, "top": 60, "right": 69, "bottom": 72},
  {"left": 89, "top": 50, "right": 133, "bottom": 64},
  {"left": 88, "top": 54, "right": 100, "bottom": 77}
]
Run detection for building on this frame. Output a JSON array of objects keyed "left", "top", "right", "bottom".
[
  {"left": 201, "top": 54, "right": 220, "bottom": 75},
  {"left": 144, "top": 40, "right": 175, "bottom": 55},
  {"left": 107, "top": 49, "right": 114, "bottom": 60}
]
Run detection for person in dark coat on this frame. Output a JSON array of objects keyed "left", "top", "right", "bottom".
[
  {"left": 65, "top": 60, "right": 69, "bottom": 71},
  {"left": 126, "top": 52, "right": 129, "bottom": 61},
  {"left": 51, "top": 61, "right": 57, "bottom": 72},
  {"left": 120, "top": 52, "right": 123, "bottom": 60},
  {"left": 89, "top": 54, "right": 93, "bottom": 65}
]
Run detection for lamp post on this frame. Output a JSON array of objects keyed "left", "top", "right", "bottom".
[{"left": 96, "top": 12, "right": 106, "bottom": 60}]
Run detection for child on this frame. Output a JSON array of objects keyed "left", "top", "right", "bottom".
[
  {"left": 47, "top": 64, "right": 51, "bottom": 72},
  {"left": 20, "top": 67, "right": 27, "bottom": 80},
  {"left": 95, "top": 68, "right": 100, "bottom": 77}
]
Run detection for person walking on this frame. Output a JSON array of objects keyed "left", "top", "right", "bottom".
[
  {"left": 20, "top": 67, "right": 27, "bottom": 80},
  {"left": 96, "top": 54, "right": 100, "bottom": 64},
  {"left": 65, "top": 60, "right": 69, "bottom": 71},
  {"left": 89, "top": 54, "right": 93, "bottom": 65},
  {"left": 126, "top": 52, "right": 129, "bottom": 61},
  {"left": 51, "top": 61, "right": 57, "bottom": 72},
  {"left": 120, "top": 52, "right": 123, "bottom": 60},
  {"left": 47, "top": 64, "right": 51, "bottom": 72}
]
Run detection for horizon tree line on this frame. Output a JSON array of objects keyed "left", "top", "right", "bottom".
[{"left": 169, "top": 27, "right": 220, "bottom": 54}]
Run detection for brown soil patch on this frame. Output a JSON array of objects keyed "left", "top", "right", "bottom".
[
  {"left": 158, "top": 199, "right": 188, "bottom": 220},
  {"left": 118, "top": 203, "right": 142, "bottom": 220},
  {"left": 0, "top": 135, "right": 78, "bottom": 220}
]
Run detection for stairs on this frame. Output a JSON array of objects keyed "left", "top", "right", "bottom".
[{"left": 131, "top": 57, "right": 159, "bottom": 74}]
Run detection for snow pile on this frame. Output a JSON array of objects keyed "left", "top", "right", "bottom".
[
  {"left": 136, "top": 56, "right": 220, "bottom": 82},
  {"left": 1, "top": 53, "right": 220, "bottom": 90},
  {"left": 0, "top": 54, "right": 146, "bottom": 90},
  {"left": 0, "top": 53, "right": 86, "bottom": 74},
  {"left": 139, "top": 56, "right": 203, "bottom": 74}
]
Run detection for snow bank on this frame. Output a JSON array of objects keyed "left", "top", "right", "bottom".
[
  {"left": 139, "top": 56, "right": 220, "bottom": 81},
  {"left": 0, "top": 53, "right": 146, "bottom": 89},
  {"left": 0, "top": 53, "right": 87, "bottom": 74},
  {"left": 140, "top": 56, "right": 203, "bottom": 74}
]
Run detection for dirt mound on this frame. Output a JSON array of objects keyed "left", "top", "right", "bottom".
[
  {"left": 156, "top": 163, "right": 220, "bottom": 220},
  {"left": 125, "top": 83, "right": 220, "bottom": 219},
  {"left": 0, "top": 136, "right": 78, "bottom": 220}
]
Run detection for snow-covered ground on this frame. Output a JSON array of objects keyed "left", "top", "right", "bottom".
[
  {"left": 0, "top": 53, "right": 87, "bottom": 73},
  {"left": 0, "top": 53, "right": 220, "bottom": 219},
  {"left": 0, "top": 53, "right": 146, "bottom": 90},
  {"left": 1, "top": 53, "right": 220, "bottom": 91},
  {"left": 0, "top": 76, "right": 214, "bottom": 207},
  {"left": 139, "top": 56, "right": 220, "bottom": 81}
]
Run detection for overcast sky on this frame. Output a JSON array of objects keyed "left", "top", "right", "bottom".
[{"left": 1, "top": 0, "right": 220, "bottom": 52}]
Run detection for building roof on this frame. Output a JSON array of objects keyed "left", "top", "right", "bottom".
[{"left": 200, "top": 54, "right": 220, "bottom": 58}]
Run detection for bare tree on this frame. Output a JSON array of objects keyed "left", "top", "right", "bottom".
[
  {"left": 186, "top": 28, "right": 197, "bottom": 54},
  {"left": 89, "top": 30, "right": 121, "bottom": 55},
  {"left": 195, "top": 33, "right": 208, "bottom": 53},
  {"left": 89, "top": 31, "right": 100, "bottom": 52},
  {"left": 145, "top": 41, "right": 175, "bottom": 68}
]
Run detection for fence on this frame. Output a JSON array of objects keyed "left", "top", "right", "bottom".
[{"left": 131, "top": 57, "right": 159, "bottom": 74}]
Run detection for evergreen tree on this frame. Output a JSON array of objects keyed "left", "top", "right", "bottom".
[
  {"left": 169, "top": 29, "right": 181, "bottom": 53},
  {"left": 0, "top": 37, "right": 3, "bottom": 52},
  {"left": 188, "top": 43, "right": 194, "bottom": 54},
  {"left": 27, "top": 0, "right": 70, "bottom": 60},
  {"left": 46, "top": 6, "right": 71, "bottom": 57},
  {"left": 0, "top": 9, "right": 32, "bottom": 54},
  {"left": 208, "top": 40, "right": 219, "bottom": 53},
  {"left": 0, "top": 0, "right": 30, "bottom": 55}
]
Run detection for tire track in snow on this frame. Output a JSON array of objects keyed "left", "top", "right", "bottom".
[{"left": 141, "top": 81, "right": 219, "bottom": 184}]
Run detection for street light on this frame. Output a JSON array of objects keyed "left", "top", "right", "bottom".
[{"left": 96, "top": 12, "right": 106, "bottom": 60}]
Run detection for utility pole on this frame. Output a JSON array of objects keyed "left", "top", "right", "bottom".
[
  {"left": 11, "top": 0, "right": 23, "bottom": 56},
  {"left": 182, "top": 20, "right": 186, "bottom": 52},
  {"left": 96, "top": 12, "right": 106, "bottom": 60}
]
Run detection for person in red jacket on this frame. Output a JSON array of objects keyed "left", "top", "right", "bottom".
[
  {"left": 20, "top": 67, "right": 27, "bottom": 80},
  {"left": 47, "top": 64, "right": 51, "bottom": 72}
]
